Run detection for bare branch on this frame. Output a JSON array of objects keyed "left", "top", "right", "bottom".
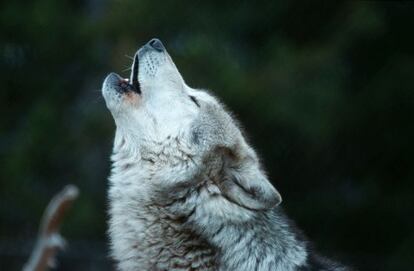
[{"left": 23, "top": 185, "right": 79, "bottom": 271}]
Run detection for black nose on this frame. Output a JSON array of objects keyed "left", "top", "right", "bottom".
[{"left": 148, "top": 38, "right": 165, "bottom": 52}]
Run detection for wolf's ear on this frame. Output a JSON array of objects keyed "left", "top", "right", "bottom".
[{"left": 216, "top": 146, "right": 282, "bottom": 211}]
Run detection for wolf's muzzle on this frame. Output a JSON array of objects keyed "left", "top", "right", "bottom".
[
  {"left": 148, "top": 38, "right": 165, "bottom": 52},
  {"left": 138, "top": 38, "right": 165, "bottom": 58}
]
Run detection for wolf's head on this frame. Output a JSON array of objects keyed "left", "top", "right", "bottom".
[{"left": 102, "top": 38, "right": 281, "bottom": 211}]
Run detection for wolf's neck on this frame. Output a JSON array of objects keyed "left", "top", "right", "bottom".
[
  {"left": 113, "top": 130, "right": 197, "bottom": 162},
  {"left": 208, "top": 209, "right": 308, "bottom": 271},
  {"left": 109, "top": 132, "right": 308, "bottom": 270},
  {"left": 108, "top": 158, "right": 218, "bottom": 270}
]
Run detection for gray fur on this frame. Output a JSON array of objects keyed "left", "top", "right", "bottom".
[{"left": 102, "top": 38, "right": 351, "bottom": 271}]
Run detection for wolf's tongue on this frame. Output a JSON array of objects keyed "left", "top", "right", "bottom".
[{"left": 130, "top": 53, "right": 141, "bottom": 94}]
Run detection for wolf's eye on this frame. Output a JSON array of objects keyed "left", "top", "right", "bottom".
[{"left": 189, "top": 95, "right": 200, "bottom": 107}]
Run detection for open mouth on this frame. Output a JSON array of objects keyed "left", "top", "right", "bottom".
[
  {"left": 129, "top": 53, "right": 141, "bottom": 94},
  {"left": 104, "top": 38, "right": 167, "bottom": 97},
  {"left": 109, "top": 53, "right": 141, "bottom": 95}
]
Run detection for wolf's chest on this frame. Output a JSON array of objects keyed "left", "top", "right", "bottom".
[
  {"left": 109, "top": 193, "right": 218, "bottom": 270},
  {"left": 146, "top": 219, "right": 217, "bottom": 270}
]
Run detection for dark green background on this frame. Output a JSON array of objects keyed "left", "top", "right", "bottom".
[{"left": 1, "top": 1, "right": 413, "bottom": 270}]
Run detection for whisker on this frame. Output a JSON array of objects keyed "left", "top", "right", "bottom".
[
  {"left": 92, "top": 96, "right": 104, "bottom": 103},
  {"left": 89, "top": 92, "right": 104, "bottom": 103},
  {"left": 122, "top": 66, "right": 132, "bottom": 72},
  {"left": 125, "top": 54, "right": 134, "bottom": 60}
]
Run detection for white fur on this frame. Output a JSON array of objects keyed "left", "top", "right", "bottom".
[{"left": 102, "top": 39, "right": 349, "bottom": 271}]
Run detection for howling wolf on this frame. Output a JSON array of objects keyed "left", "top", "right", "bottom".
[{"left": 102, "top": 38, "right": 351, "bottom": 271}]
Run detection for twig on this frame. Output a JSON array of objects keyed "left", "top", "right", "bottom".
[{"left": 23, "top": 185, "right": 79, "bottom": 271}]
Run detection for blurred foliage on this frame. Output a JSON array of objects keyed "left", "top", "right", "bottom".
[{"left": 1, "top": 1, "right": 414, "bottom": 270}]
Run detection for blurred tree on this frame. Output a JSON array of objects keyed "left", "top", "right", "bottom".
[{"left": 0, "top": 1, "right": 413, "bottom": 270}]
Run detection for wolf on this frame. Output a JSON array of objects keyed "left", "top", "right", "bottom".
[{"left": 102, "top": 38, "right": 351, "bottom": 271}]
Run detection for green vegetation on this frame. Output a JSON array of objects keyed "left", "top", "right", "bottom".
[{"left": 1, "top": 1, "right": 413, "bottom": 270}]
